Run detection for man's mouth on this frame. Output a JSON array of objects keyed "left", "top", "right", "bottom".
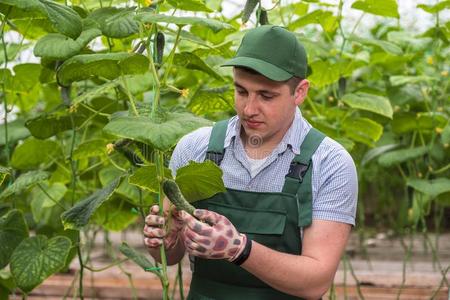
[{"left": 245, "top": 120, "right": 263, "bottom": 128}]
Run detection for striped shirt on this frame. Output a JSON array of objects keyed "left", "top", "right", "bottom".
[{"left": 169, "top": 108, "right": 358, "bottom": 225}]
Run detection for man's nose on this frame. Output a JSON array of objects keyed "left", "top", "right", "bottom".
[{"left": 243, "top": 94, "right": 259, "bottom": 116}]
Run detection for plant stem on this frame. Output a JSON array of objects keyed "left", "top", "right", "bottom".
[
  {"left": 0, "top": 9, "right": 11, "bottom": 169},
  {"left": 83, "top": 258, "right": 129, "bottom": 272},
  {"left": 121, "top": 75, "right": 139, "bottom": 116},
  {"left": 77, "top": 244, "right": 84, "bottom": 300},
  {"left": 344, "top": 254, "right": 365, "bottom": 300},
  {"left": 160, "top": 26, "right": 182, "bottom": 88}
]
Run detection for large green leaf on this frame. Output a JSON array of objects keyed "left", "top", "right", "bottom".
[
  {"left": 378, "top": 146, "right": 429, "bottom": 167},
  {"left": 25, "top": 112, "right": 86, "bottom": 139},
  {"left": 342, "top": 117, "right": 383, "bottom": 146},
  {"left": 389, "top": 75, "right": 438, "bottom": 86},
  {"left": 407, "top": 178, "right": 450, "bottom": 199},
  {"left": 174, "top": 52, "right": 223, "bottom": 80},
  {"left": 93, "top": 198, "right": 138, "bottom": 231},
  {"left": 30, "top": 182, "right": 67, "bottom": 223},
  {"left": 0, "top": 120, "right": 30, "bottom": 146},
  {"left": 129, "top": 165, "right": 160, "bottom": 193},
  {"left": 103, "top": 112, "right": 211, "bottom": 151},
  {"left": 136, "top": 13, "right": 233, "bottom": 33},
  {"left": 72, "top": 139, "right": 108, "bottom": 160},
  {"left": 0, "top": 210, "right": 29, "bottom": 269},
  {"left": 0, "top": 171, "right": 50, "bottom": 201},
  {"left": 34, "top": 27, "right": 101, "bottom": 60},
  {"left": 40, "top": 0, "right": 82, "bottom": 38},
  {"left": 61, "top": 176, "right": 121, "bottom": 230},
  {"left": 88, "top": 7, "right": 139, "bottom": 38},
  {"left": 10, "top": 235, "right": 71, "bottom": 293},
  {"left": 288, "top": 9, "right": 338, "bottom": 33},
  {"left": 188, "top": 87, "right": 234, "bottom": 115},
  {"left": 351, "top": 0, "right": 399, "bottom": 18},
  {"left": 392, "top": 112, "right": 448, "bottom": 134},
  {"left": 349, "top": 35, "right": 403, "bottom": 56},
  {"left": 119, "top": 242, "right": 159, "bottom": 275},
  {"left": 361, "top": 144, "right": 399, "bottom": 166},
  {"left": 167, "top": 0, "right": 212, "bottom": 12},
  {"left": 57, "top": 53, "right": 149, "bottom": 86},
  {"left": 342, "top": 92, "right": 393, "bottom": 119},
  {"left": 308, "top": 60, "right": 340, "bottom": 88},
  {"left": 175, "top": 161, "right": 225, "bottom": 202},
  {"left": 98, "top": 167, "right": 145, "bottom": 205},
  {"left": 417, "top": 1, "right": 450, "bottom": 14},
  {"left": 11, "top": 138, "right": 62, "bottom": 170}
]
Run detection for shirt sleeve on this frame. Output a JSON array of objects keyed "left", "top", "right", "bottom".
[{"left": 311, "top": 139, "right": 358, "bottom": 225}]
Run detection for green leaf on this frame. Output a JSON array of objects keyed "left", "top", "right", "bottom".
[
  {"left": 30, "top": 182, "right": 67, "bottom": 223},
  {"left": 188, "top": 87, "right": 234, "bottom": 115},
  {"left": 34, "top": 28, "right": 101, "bottom": 60},
  {"left": 40, "top": 0, "right": 82, "bottom": 39},
  {"left": 342, "top": 92, "right": 393, "bottom": 119},
  {"left": 0, "top": 210, "right": 29, "bottom": 269},
  {"left": 349, "top": 35, "right": 403, "bottom": 56},
  {"left": 342, "top": 117, "right": 383, "bottom": 146},
  {"left": 417, "top": 1, "right": 450, "bottom": 14},
  {"left": 0, "top": 166, "right": 10, "bottom": 187},
  {"left": 0, "top": 43, "right": 30, "bottom": 65},
  {"left": 119, "top": 242, "right": 158, "bottom": 274},
  {"left": 288, "top": 9, "right": 338, "bottom": 33},
  {"left": 25, "top": 112, "right": 86, "bottom": 139},
  {"left": 136, "top": 13, "right": 233, "bottom": 33},
  {"left": 361, "top": 144, "right": 399, "bottom": 166},
  {"left": 378, "top": 146, "right": 429, "bottom": 167},
  {"left": 61, "top": 176, "right": 121, "bottom": 230},
  {"left": 351, "top": 0, "right": 399, "bottom": 18},
  {"left": 308, "top": 60, "right": 340, "bottom": 87},
  {"left": 167, "top": 0, "right": 212, "bottom": 12},
  {"left": 10, "top": 235, "right": 71, "bottom": 293},
  {"left": 392, "top": 112, "right": 448, "bottom": 134},
  {"left": 389, "top": 75, "right": 438, "bottom": 86},
  {"left": 407, "top": 178, "right": 450, "bottom": 199},
  {"left": 12, "top": 64, "right": 42, "bottom": 92},
  {"left": 103, "top": 112, "right": 211, "bottom": 151},
  {"left": 93, "top": 198, "right": 138, "bottom": 231},
  {"left": 88, "top": 7, "right": 139, "bottom": 38},
  {"left": 72, "top": 139, "right": 108, "bottom": 160},
  {"left": 441, "top": 123, "right": 450, "bottom": 146},
  {"left": 0, "top": 171, "right": 50, "bottom": 201},
  {"left": 0, "top": 119, "right": 30, "bottom": 146},
  {"left": 128, "top": 165, "right": 169, "bottom": 193},
  {"left": 57, "top": 53, "right": 149, "bottom": 86},
  {"left": 175, "top": 161, "right": 225, "bottom": 202},
  {"left": 11, "top": 138, "right": 62, "bottom": 170},
  {"left": 174, "top": 52, "right": 223, "bottom": 80}
]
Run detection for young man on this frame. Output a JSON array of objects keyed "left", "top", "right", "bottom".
[{"left": 143, "top": 25, "right": 358, "bottom": 300}]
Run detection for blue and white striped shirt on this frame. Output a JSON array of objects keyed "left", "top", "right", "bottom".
[{"left": 169, "top": 108, "right": 358, "bottom": 225}]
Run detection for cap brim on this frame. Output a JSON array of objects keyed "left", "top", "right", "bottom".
[{"left": 221, "top": 57, "right": 293, "bottom": 81}]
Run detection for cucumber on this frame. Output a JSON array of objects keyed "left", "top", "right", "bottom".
[
  {"left": 258, "top": 8, "right": 269, "bottom": 25},
  {"left": 156, "top": 32, "right": 165, "bottom": 65},
  {"left": 163, "top": 179, "right": 195, "bottom": 215},
  {"left": 242, "top": 0, "right": 259, "bottom": 24}
]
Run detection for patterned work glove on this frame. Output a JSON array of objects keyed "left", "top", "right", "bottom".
[
  {"left": 143, "top": 204, "right": 184, "bottom": 250},
  {"left": 180, "top": 209, "right": 247, "bottom": 261}
]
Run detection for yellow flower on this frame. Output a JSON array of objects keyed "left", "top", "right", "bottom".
[
  {"left": 106, "top": 143, "right": 115, "bottom": 154},
  {"left": 426, "top": 56, "right": 433, "bottom": 65},
  {"left": 181, "top": 88, "right": 190, "bottom": 98},
  {"left": 435, "top": 127, "right": 443, "bottom": 134},
  {"left": 328, "top": 96, "right": 334, "bottom": 102},
  {"left": 441, "top": 70, "right": 448, "bottom": 77},
  {"left": 144, "top": 0, "right": 152, "bottom": 6},
  {"left": 69, "top": 104, "right": 78, "bottom": 113}
]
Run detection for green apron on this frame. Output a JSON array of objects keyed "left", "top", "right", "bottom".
[{"left": 188, "top": 120, "right": 325, "bottom": 300}]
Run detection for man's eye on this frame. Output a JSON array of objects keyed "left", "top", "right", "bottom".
[
  {"left": 261, "top": 94, "right": 274, "bottom": 100},
  {"left": 237, "top": 90, "right": 247, "bottom": 95}
]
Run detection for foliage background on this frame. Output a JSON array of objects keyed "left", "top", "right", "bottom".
[{"left": 0, "top": 0, "right": 449, "bottom": 298}]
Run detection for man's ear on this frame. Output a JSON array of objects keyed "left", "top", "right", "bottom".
[{"left": 294, "top": 79, "right": 310, "bottom": 106}]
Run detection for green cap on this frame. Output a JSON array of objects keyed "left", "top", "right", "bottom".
[{"left": 222, "top": 25, "right": 308, "bottom": 81}]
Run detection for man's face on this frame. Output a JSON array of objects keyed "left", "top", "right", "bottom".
[{"left": 233, "top": 68, "right": 308, "bottom": 147}]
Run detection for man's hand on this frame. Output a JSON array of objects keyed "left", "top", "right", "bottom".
[
  {"left": 181, "top": 209, "right": 246, "bottom": 261},
  {"left": 143, "top": 204, "right": 184, "bottom": 250}
]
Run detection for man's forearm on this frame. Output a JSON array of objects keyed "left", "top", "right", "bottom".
[
  {"left": 149, "top": 238, "right": 186, "bottom": 265},
  {"left": 241, "top": 241, "right": 334, "bottom": 300}
]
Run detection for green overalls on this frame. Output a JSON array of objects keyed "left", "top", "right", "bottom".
[{"left": 188, "top": 120, "right": 325, "bottom": 300}]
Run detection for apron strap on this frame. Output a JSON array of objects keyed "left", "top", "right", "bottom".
[
  {"left": 205, "top": 119, "right": 229, "bottom": 165},
  {"left": 282, "top": 128, "right": 326, "bottom": 227}
]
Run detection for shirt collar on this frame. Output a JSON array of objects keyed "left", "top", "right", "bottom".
[{"left": 224, "top": 107, "right": 306, "bottom": 155}]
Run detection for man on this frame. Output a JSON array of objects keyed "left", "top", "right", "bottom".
[{"left": 143, "top": 25, "right": 358, "bottom": 300}]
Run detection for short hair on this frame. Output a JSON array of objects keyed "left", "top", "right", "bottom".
[{"left": 235, "top": 67, "right": 303, "bottom": 95}]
